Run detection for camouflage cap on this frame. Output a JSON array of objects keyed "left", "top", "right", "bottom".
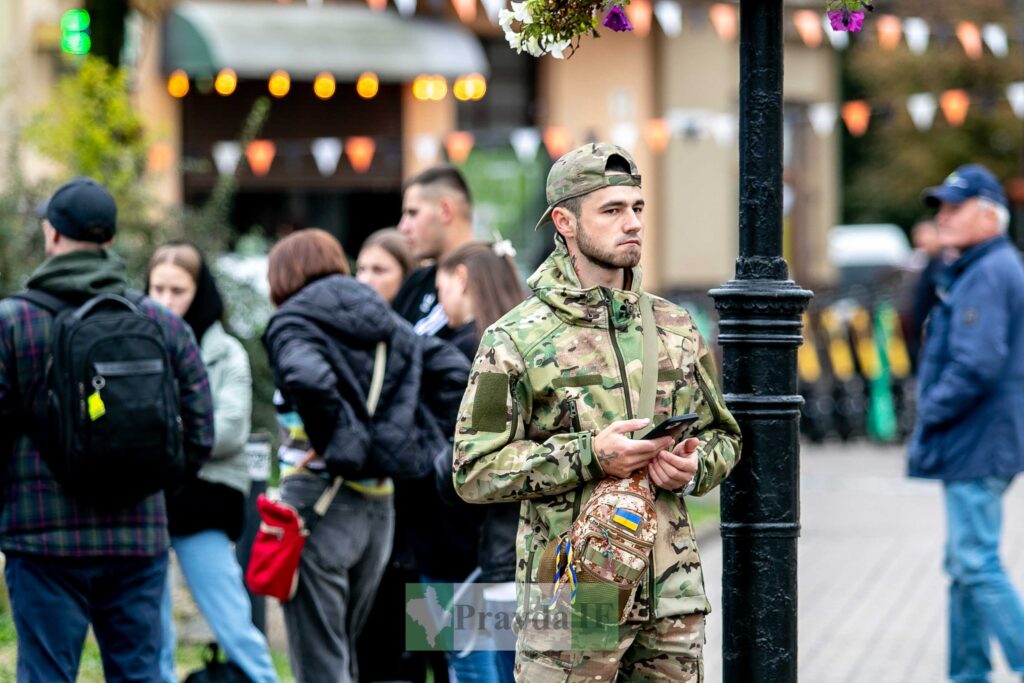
[{"left": 535, "top": 143, "right": 642, "bottom": 230}]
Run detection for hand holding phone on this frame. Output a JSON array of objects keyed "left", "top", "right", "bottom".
[{"left": 641, "top": 413, "right": 700, "bottom": 441}]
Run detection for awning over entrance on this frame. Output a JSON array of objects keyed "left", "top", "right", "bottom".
[{"left": 163, "top": 1, "right": 489, "bottom": 81}]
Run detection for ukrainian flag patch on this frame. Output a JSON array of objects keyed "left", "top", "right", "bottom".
[{"left": 612, "top": 508, "right": 641, "bottom": 532}]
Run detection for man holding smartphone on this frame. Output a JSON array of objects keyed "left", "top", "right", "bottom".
[
  {"left": 908, "top": 164, "right": 1024, "bottom": 682},
  {"left": 453, "top": 143, "right": 742, "bottom": 681}
]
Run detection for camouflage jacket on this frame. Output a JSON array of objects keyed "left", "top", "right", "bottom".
[{"left": 453, "top": 240, "right": 742, "bottom": 618}]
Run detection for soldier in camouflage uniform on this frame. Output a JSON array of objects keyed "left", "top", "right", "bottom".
[{"left": 452, "top": 143, "right": 742, "bottom": 681}]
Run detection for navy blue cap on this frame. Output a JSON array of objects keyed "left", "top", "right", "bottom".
[
  {"left": 922, "top": 164, "right": 1007, "bottom": 209},
  {"left": 35, "top": 177, "right": 117, "bottom": 243}
]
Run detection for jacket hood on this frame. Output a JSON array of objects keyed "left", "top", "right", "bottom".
[
  {"left": 526, "top": 237, "right": 644, "bottom": 328},
  {"left": 25, "top": 249, "right": 127, "bottom": 298},
  {"left": 273, "top": 274, "right": 395, "bottom": 344}
]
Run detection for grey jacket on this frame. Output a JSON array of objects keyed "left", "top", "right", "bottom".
[{"left": 198, "top": 321, "right": 252, "bottom": 494}]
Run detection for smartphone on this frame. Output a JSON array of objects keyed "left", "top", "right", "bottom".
[{"left": 642, "top": 413, "right": 700, "bottom": 440}]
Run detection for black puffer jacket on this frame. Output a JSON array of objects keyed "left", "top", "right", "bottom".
[{"left": 263, "top": 275, "right": 468, "bottom": 480}]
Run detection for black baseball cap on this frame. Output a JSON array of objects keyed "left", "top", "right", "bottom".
[
  {"left": 35, "top": 177, "right": 117, "bottom": 243},
  {"left": 921, "top": 164, "right": 1007, "bottom": 209}
]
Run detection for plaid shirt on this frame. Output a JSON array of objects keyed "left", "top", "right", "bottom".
[{"left": 0, "top": 294, "right": 214, "bottom": 557}]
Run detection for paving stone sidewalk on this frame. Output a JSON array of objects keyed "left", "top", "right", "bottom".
[{"left": 699, "top": 441, "right": 1024, "bottom": 683}]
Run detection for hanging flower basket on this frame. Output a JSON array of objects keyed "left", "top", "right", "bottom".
[{"left": 500, "top": 0, "right": 876, "bottom": 58}]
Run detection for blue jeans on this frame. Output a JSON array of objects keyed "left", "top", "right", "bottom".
[
  {"left": 160, "top": 530, "right": 277, "bottom": 683},
  {"left": 5, "top": 552, "right": 167, "bottom": 683},
  {"left": 944, "top": 477, "right": 1024, "bottom": 682}
]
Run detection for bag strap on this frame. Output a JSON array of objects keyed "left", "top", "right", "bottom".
[
  {"left": 313, "top": 341, "right": 388, "bottom": 517},
  {"left": 366, "top": 341, "right": 387, "bottom": 418},
  {"left": 634, "top": 294, "right": 659, "bottom": 438},
  {"left": 9, "top": 289, "right": 73, "bottom": 314}
]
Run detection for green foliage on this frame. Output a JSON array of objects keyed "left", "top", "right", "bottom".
[
  {"left": 840, "top": 0, "right": 1023, "bottom": 230},
  {"left": 23, "top": 57, "right": 147, "bottom": 221}
]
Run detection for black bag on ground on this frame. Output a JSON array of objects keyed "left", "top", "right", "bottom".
[
  {"left": 183, "top": 643, "right": 251, "bottom": 683},
  {"left": 12, "top": 289, "right": 184, "bottom": 508}
]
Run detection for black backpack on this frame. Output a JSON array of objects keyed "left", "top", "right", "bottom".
[
  {"left": 183, "top": 643, "right": 250, "bottom": 683},
  {"left": 12, "top": 289, "right": 185, "bottom": 508}
]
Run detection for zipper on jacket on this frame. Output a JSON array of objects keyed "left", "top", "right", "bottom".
[
  {"left": 566, "top": 398, "right": 582, "bottom": 432},
  {"left": 601, "top": 288, "right": 634, "bottom": 420},
  {"left": 695, "top": 361, "right": 722, "bottom": 424},
  {"left": 504, "top": 375, "right": 520, "bottom": 446}
]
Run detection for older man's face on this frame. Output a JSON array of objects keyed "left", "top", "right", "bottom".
[{"left": 935, "top": 198, "right": 994, "bottom": 251}]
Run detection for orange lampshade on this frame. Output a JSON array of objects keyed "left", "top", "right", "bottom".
[
  {"left": 246, "top": 140, "right": 276, "bottom": 176},
  {"left": 445, "top": 131, "right": 475, "bottom": 164},
  {"left": 345, "top": 137, "right": 376, "bottom": 173},
  {"left": 543, "top": 127, "right": 573, "bottom": 159},
  {"left": 876, "top": 15, "right": 902, "bottom": 50},
  {"left": 709, "top": 3, "right": 738, "bottom": 42},
  {"left": 956, "top": 22, "right": 983, "bottom": 59},
  {"left": 147, "top": 142, "right": 174, "bottom": 173},
  {"left": 643, "top": 119, "right": 671, "bottom": 154},
  {"left": 939, "top": 89, "right": 970, "bottom": 127},
  {"left": 625, "top": 0, "right": 653, "bottom": 37},
  {"left": 793, "top": 10, "right": 822, "bottom": 48},
  {"left": 841, "top": 100, "right": 871, "bottom": 137}
]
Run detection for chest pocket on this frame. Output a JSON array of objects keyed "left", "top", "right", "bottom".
[{"left": 550, "top": 374, "right": 605, "bottom": 434}]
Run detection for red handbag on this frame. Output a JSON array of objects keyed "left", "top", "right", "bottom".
[{"left": 244, "top": 494, "right": 309, "bottom": 602}]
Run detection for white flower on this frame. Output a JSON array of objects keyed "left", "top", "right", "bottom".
[
  {"left": 548, "top": 38, "right": 571, "bottom": 59},
  {"left": 498, "top": 8, "right": 514, "bottom": 29},
  {"left": 493, "top": 239, "right": 518, "bottom": 259},
  {"left": 506, "top": 30, "right": 523, "bottom": 50},
  {"left": 524, "top": 35, "right": 544, "bottom": 57},
  {"left": 510, "top": 1, "right": 532, "bottom": 24}
]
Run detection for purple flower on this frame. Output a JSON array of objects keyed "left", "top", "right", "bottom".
[
  {"left": 827, "top": 9, "right": 864, "bottom": 32},
  {"left": 603, "top": 6, "right": 633, "bottom": 32}
]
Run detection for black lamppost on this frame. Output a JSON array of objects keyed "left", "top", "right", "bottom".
[{"left": 709, "top": 0, "right": 813, "bottom": 681}]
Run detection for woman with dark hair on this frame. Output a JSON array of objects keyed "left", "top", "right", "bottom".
[
  {"left": 436, "top": 241, "right": 526, "bottom": 358},
  {"left": 356, "top": 228, "right": 414, "bottom": 305},
  {"left": 147, "top": 243, "right": 277, "bottom": 683},
  {"left": 434, "top": 241, "right": 526, "bottom": 683},
  {"left": 263, "top": 228, "right": 468, "bottom": 683}
]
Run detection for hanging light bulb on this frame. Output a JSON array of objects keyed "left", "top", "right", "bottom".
[
  {"left": 214, "top": 69, "right": 237, "bottom": 96},
  {"left": 313, "top": 72, "right": 336, "bottom": 100},
  {"left": 268, "top": 70, "right": 291, "bottom": 98},
  {"left": 356, "top": 72, "right": 379, "bottom": 99},
  {"left": 167, "top": 70, "right": 190, "bottom": 98}
]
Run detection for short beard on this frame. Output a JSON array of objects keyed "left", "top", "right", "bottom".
[{"left": 575, "top": 221, "right": 641, "bottom": 270}]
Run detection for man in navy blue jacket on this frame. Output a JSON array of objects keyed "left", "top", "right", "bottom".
[{"left": 908, "top": 164, "right": 1024, "bottom": 682}]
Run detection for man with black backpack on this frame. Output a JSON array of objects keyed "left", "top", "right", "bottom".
[{"left": 0, "top": 177, "right": 214, "bottom": 682}]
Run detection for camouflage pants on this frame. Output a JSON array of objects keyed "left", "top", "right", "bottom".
[{"left": 514, "top": 613, "right": 705, "bottom": 682}]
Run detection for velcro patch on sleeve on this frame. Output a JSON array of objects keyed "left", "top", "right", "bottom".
[{"left": 472, "top": 372, "right": 510, "bottom": 433}]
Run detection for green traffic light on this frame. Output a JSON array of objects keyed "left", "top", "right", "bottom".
[
  {"left": 61, "top": 32, "right": 91, "bottom": 56},
  {"left": 60, "top": 8, "right": 91, "bottom": 55},
  {"left": 60, "top": 9, "right": 90, "bottom": 33}
]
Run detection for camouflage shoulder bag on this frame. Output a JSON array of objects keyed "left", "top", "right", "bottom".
[{"left": 538, "top": 293, "right": 660, "bottom": 624}]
